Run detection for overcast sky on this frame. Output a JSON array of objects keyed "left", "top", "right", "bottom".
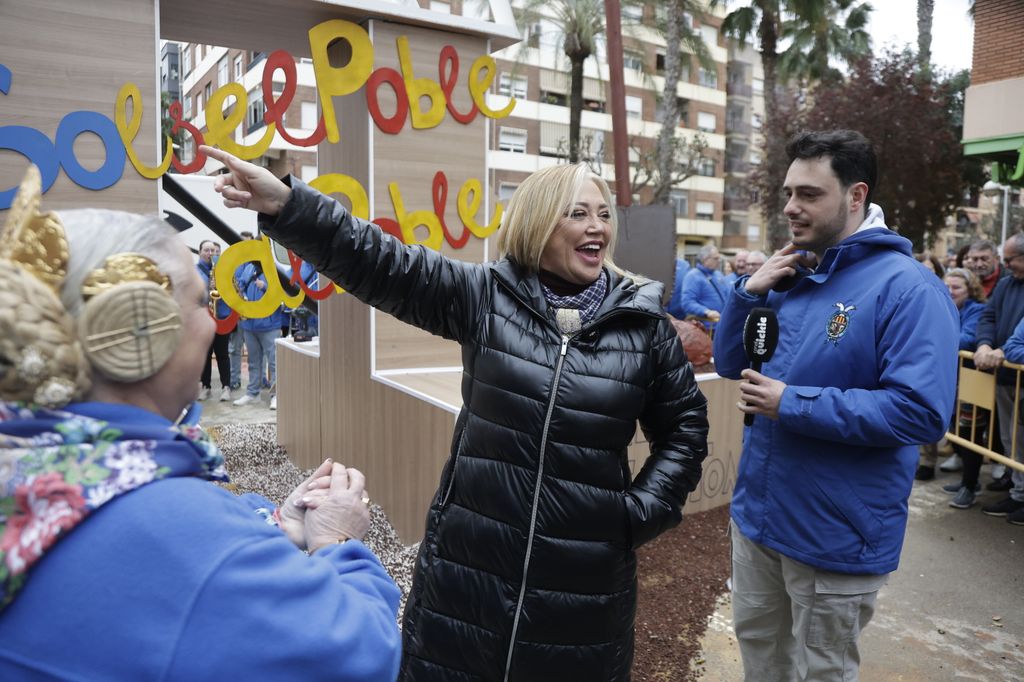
[{"left": 866, "top": 0, "right": 974, "bottom": 73}]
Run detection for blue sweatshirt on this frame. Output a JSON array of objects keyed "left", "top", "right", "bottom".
[
  {"left": 713, "top": 212, "right": 958, "bottom": 574},
  {"left": 0, "top": 402, "right": 401, "bottom": 681},
  {"left": 680, "top": 263, "right": 728, "bottom": 318},
  {"left": 975, "top": 274, "right": 1024, "bottom": 384}
]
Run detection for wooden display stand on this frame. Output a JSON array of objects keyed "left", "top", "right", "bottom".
[{"left": 0, "top": 0, "right": 742, "bottom": 546}]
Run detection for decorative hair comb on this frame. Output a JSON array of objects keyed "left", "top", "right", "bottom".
[{"left": 0, "top": 165, "right": 69, "bottom": 292}]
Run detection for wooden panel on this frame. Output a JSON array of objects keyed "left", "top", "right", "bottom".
[
  {"left": 276, "top": 22, "right": 490, "bottom": 542},
  {"left": 375, "top": 313, "right": 462, "bottom": 370},
  {"left": 0, "top": 0, "right": 158, "bottom": 215},
  {"left": 275, "top": 340, "right": 323, "bottom": 469},
  {"left": 628, "top": 375, "right": 742, "bottom": 515}
]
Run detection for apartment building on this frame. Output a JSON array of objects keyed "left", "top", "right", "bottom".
[
  {"left": 170, "top": 1, "right": 746, "bottom": 261},
  {"left": 175, "top": 44, "right": 319, "bottom": 180},
  {"left": 722, "top": 41, "right": 766, "bottom": 253},
  {"left": 487, "top": 1, "right": 728, "bottom": 260}
]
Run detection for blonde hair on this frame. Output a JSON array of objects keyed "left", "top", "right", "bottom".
[
  {"left": 944, "top": 267, "right": 986, "bottom": 303},
  {"left": 498, "top": 164, "right": 620, "bottom": 273}
]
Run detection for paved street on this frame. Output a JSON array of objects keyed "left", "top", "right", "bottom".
[{"left": 696, "top": 466, "right": 1024, "bottom": 681}]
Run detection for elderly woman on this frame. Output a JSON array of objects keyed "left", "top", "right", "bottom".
[
  {"left": 203, "top": 145, "right": 709, "bottom": 681},
  {"left": 0, "top": 169, "right": 400, "bottom": 680},
  {"left": 939, "top": 268, "right": 990, "bottom": 509}
]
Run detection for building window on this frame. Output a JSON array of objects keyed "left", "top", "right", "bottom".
[
  {"left": 625, "top": 95, "right": 643, "bottom": 119},
  {"left": 671, "top": 190, "right": 689, "bottom": 218},
  {"left": 747, "top": 225, "right": 761, "bottom": 241},
  {"left": 247, "top": 88, "right": 266, "bottom": 133},
  {"left": 183, "top": 91, "right": 192, "bottom": 119},
  {"left": 750, "top": 151, "right": 762, "bottom": 165},
  {"left": 656, "top": 53, "right": 665, "bottom": 74},
  {"left": 753, "top": 77, "right": 764, "bottom": 95},
  {"left": 301, "top": 101, "right": 317, "bottom": 129},
  {"left": 540, "top": 90, "right": 567, "bottom": 107},
  {"left": 700, "top": 24, "right": 719, "bottom": 48},
  {"left": 234, "top": 55, "right": 243, "bottom": 81},
  {"left": 498, "top": 73, "right": 528, "bottom": 99},
  {"left": 498, "top": 127, "right": 527, "bottom": 153},
  {"left": 218, "top": 57, "right": 229, "bottom": 88},
  {"left": 698, "top": 158, "right": 716, "bottom": 177},
  {"left": 697, "top": 111, "right": 717, "bottom": 133},
  {"left": 696, "top": 201, "right": 715, "bottom": 220},
  {"left": 195, "top": 92, "right": 202, "bottom": 113},
  {"left": 699, "top": 67, "right": 718, "bottom": 89},
  {"left": 182, "top": 44, "right": 192, "bottom": 76},
  {"left": 204, "top": 82, "right": 212, "bottom": 103},
  {"left": 499, "top": 183, "right": 518, "bottom": 201},
  {"left": 622, "top": 5, "right": 643, "bottom": 21},
  {"left": 623, "top": 50, "right": 644, "bottom": 72},
  {"left": 752, "top": 113, "right": 763, "bottom": 130},
  {"left": 462, "top": 0, "right": 490, "bottom": 18}
]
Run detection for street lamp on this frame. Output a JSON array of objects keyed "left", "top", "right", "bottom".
[{"left": 983, "top": 179, "right": 1011, "bottom": 247}]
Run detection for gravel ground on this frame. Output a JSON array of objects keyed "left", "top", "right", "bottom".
[
  {"left": 209, "top": 422, "right": 733, "bottom": 677},
  {"left": 208, "top": 423, "right": 419, "bottom": 618}
]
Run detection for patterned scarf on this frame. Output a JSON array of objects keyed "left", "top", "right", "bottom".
[
  {"left": 541, "top": 270, "right": 608, "bottom": 334},
  {"left": 0, "top": 401, "right": 229, "bottom": 611}
]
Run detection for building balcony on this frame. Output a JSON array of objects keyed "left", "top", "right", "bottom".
[
  {"left": 725, "top": 158, "right": 750, "bottom": 175},
  {"left": 727, "top": 82, "right": 753, "bottom": 98},
  {"left": 723, "top": 196, "right": 751, "bottom": 212},
  {"left": 726, "top": 120, "right": 752, "bottom": 137}
]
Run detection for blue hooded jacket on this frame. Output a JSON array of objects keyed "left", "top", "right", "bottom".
[
  {"left": 680, "top": 262, "right": 729, "bottom": 319},
  {"left": 714, "top": 210, "right": 958, "bottom": 575},
  {"left": 235, "top": 263, "right": 288, "bottom": 333}
]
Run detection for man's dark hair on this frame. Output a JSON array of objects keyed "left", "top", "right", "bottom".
[
  {"left": 786, "top": 130, "right": 878, "bottom": 216},
  {"left": 198, "top": 239, "right": 216, "bottom": 251},
  {"left": 240, "top": 231, "right": 255, "bottom": 240}
]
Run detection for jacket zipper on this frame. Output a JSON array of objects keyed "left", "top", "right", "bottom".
[
  {"left": 440, "top": 427, "right": 468, "bottom": 508},
  {"left": 502, "top": 333, "right": 572, "bottom": 682}
]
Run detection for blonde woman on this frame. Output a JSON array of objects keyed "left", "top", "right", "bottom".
[{"left": 203, "top": 145, "right": 709, "bottom": 682}]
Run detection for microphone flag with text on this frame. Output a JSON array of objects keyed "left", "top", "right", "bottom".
[{"left": 742, "top": 307, "right": 779, "bottom": 426}]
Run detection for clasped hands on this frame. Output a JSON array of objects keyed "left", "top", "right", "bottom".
[
  {"left": 973, "top": 344, "right": 1005, "bottom": 371},
  {"left": 279, "top": 458, "right": 372, "bottom": 554}
]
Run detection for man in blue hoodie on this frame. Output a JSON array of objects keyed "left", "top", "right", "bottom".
[
  {"left": 713, "top": 130, "right": 958, "bottom": 680},
  {"left": 680, "top": 244, "right": 729, "bottom": 326}
]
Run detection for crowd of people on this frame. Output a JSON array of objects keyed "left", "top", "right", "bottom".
[{"left": 1, "top": 126, "right": 1019, "bottom": 682}]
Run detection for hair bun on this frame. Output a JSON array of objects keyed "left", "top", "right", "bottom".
[
  {"left": 78, "top": 281, "right": 183, "bottom": 383},
  {"left": 0, "top": 265, "right": 91, "bottom": 407}
]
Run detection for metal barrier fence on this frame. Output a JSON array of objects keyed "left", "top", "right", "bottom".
[{"left": 946, "top": 350, "right": 1024, "bottom": 473}]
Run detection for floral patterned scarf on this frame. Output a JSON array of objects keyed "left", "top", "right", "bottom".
[{"left": 0, "top": 401, "right": 229, "bottom": 611}]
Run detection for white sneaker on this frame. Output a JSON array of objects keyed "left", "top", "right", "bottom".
[
  {"left": 270, "top": 395, "right": 277, "bottom": 410},
  {"left": 198, "top": 386, "right": 211, "bottom": 401},
  {"left": 219, "top": 387, "right": 232, "bottom": 402},
  {"left": 233, "top": 394, "right": 258, "bottom": 406},
  {"left": 992, "top": 463, "right": 1007, "bottom": 480},
  {"left": 939, "top": 454, "right": 962, "bottom": 472}
]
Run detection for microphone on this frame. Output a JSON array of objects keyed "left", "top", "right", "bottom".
[{"left": 742, "top": 307, "right": 779, "bottom": 426}]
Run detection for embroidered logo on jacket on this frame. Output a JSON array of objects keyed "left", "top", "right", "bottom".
[{"left": 825, "top": 302, "right": 856, "bottom": 344}]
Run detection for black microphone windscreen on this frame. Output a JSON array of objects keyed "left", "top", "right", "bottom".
[{"left": 742, "top": 307, "right": 779, "bottom": 364}]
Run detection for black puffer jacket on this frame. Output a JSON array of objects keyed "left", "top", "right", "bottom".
[{"left": 261, "top": 180, "right": 709, "bottom": 682}]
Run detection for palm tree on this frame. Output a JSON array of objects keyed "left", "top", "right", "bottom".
[
  {"left": 519, "top": 0, "right": 607, "bottom": 163},
  {"left": 778, "top": 0, "right": 872, "bottom": 85},
  {"left": 653, "top": 0, "right": 714, "bottom": 204},
  {"left": 918, "top": 0, "right": 934, "bottom": 71},
  {"left": 710, "top": 0, "right": 787, "bottom": 246}
]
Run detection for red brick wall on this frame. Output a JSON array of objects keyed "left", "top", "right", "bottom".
[{"left": 973, "top": 0, "right": 1024, "bottom": 85}]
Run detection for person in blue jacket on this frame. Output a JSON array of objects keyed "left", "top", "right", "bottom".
[
  {"left": 975, "top": 234, "right": 1024, "bottom": 522},
  {"left": 233, "top": 258, "right": 288, "bottom": 410},
  {"left": 196, "top": 240, "right": 234, "bottom": 402},
  {"left": 680, "top": 244, "right": 729, "bottom": 326},
  {"left": 665, "top": 257, "right": 691, "bottom": 318},
  {"left": 0, "top": 180, "right": 401, "bottom": 681},
  {"left": 941, "top": 268, "right": 992, "bottom": 508},
  {"left": 712, "top": 130, "right": 958, "bottom": 680}
]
